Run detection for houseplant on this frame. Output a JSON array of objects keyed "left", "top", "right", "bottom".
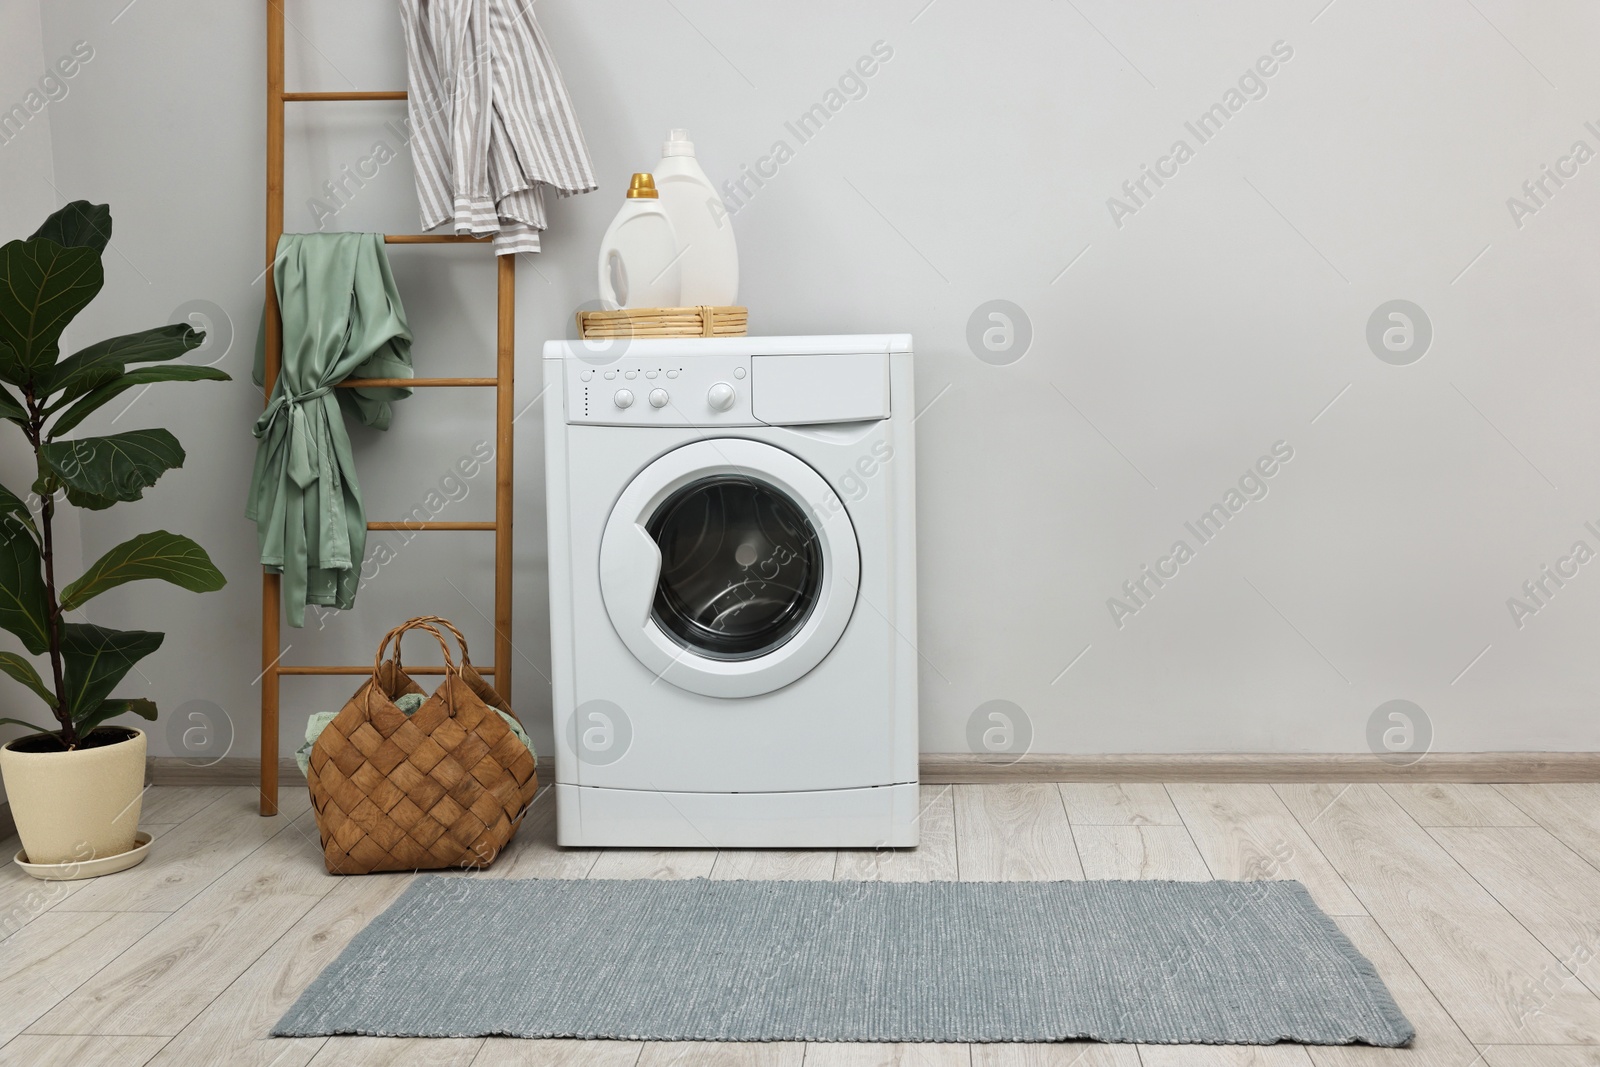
[{"left": 0, "top": 201, "right": 229, "bottom": 874}]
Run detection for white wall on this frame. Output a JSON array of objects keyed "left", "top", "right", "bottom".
[
  {"left": 0, "top": 2, "right": 55, "bottom": 237},
  {"left": 0, "top": 0, "right": 82, "bottom": 799},
  {"left": 15, "top": 0, "right": 1600, "bottom": 762}
]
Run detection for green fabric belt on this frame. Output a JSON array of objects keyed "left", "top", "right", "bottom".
[{"left": 247, "top": 233, "right": 414, "bottom": 627}]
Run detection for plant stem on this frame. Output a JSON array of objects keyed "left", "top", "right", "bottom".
[
  {"left": 24, "top": 394, "right": 72, "bottom": 748},
  {"left": 39, "top": 494, "right": 72, "bottom": 748}
]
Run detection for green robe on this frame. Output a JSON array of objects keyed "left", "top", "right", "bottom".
[{"left": 246, "top": 233, "right": 413, "bottom": 627}]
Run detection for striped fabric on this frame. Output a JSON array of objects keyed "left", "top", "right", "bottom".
[{"left": 399, "top": 0, "right": 597, "bottom": 255}]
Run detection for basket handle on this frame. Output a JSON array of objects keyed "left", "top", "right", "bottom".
[
  {"left": 372, "top": 618, "right": 458, "bottom": 682},
  {"left": 391, "top": 615, "right": 476, "bottom": 673},
  {"left": 365, "top": 619, "right": 461, "bottom": 718}
]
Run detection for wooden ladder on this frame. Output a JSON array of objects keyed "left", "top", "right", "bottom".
[{"left": 259, "top": 3, "right": 515, "bottom": 815}]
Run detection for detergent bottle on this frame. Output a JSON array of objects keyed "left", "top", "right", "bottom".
[
  {"left": 654, "top": 130, "right": 739, "bottom": 305},
  {"left": 596, "top": 173, "right": 680, "bottom": 308}
]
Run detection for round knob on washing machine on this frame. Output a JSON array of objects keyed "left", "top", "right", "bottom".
[
  {"left": 649, "top": 388, "right": 670, "bottom": 408},
  {"left": 707, "top": 382, "right": 736, "bottom": 411},
  {"left": 613, "top": 389, "right": 635, "bottom": 409}
]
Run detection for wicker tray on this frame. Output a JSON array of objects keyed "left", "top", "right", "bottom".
[{"left": 577, "top": 305, "right": 747, "bottom": 339}]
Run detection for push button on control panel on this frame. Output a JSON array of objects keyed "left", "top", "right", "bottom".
[
  {"left": 571, "top": 358, "right": 752, "bottom": 423},
  {"left": 707, "top": 382, "right": 736, "bottom": 411}
]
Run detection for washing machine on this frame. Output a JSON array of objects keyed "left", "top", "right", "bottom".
[{"left": 542, "top": 334, "right": 919, "bottom": 848}]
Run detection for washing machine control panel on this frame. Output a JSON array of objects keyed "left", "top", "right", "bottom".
[{"left": 568, "top": 356, "right": 758, "bottom": 426}]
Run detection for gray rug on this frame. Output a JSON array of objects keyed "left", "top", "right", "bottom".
[{"left": 273, "top": 876, "right": 1413, "bottom": 1046}]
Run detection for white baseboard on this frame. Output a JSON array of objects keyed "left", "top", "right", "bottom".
[
  {"left": 146, "top": 756, "right": 561, "bottom": 790},
  {"left": 146, "top": 752, "right": 1600, "bottom": 790},
  {"left": 920, "top": 752, "right": 1600, "bottom": 782}
]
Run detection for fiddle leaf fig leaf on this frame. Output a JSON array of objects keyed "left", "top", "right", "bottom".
[
  {"left": 39, "top": 429, "right": 184, "bottom": 510},
  {"left": 0, "top": 481, "right": 37, "bottom": 539},
  {"left": 42, "top": 323, "right": 207, "bottom": 404},
  {"left": 0, "top": 717, "right": 53, "bottom": 735},
  {"left": 75, "top": 696, "right": 157, "bottom": 733},
  {"left": 29, "top": 201, "right": 112, "bottom": 253},
  {"left": 0, "top": 651, "right": 54, "bottom": 707},
  {"left": 0, "top": 384, "right": 24, "bottom": 424},
  {"left": 0, "top": 514, "right": 49, "bottom": 655},
  {"left": 0, "top": 237, "right": 104, "bottom": 389},
  {"left": 61, "top": 530, "right": 226, "bottom": 611},
  {"left": 59, "top": 623, "right": 162, "bottom": 719},
  {"left": 48, "top": 364, "right": 229, "bottom": 439}
]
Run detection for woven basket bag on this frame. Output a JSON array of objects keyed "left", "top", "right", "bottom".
[{"left": 305, "top": 616, "right": 538, "bottom": 874}]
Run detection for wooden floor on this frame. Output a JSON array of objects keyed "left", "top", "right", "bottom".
[{"left": 3, "top": 782, "right": 1600, "bottom": 1066}]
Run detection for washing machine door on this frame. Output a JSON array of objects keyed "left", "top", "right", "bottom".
[{"left": 599, "top": 438, "right": 859, "bottom": 698}]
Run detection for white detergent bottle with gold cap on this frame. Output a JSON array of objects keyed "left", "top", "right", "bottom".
[
  {"left": 655, "top": 129, "right": 738, "bottom": 305},
  {"left": 597, "top": 173, "right": 681, "bottom": 309}
]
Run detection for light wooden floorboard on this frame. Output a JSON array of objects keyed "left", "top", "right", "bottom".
[
  {"left": 0, "top": 808, "right": 222, "bottom": 940},
  {"left": 1430, "top": 826, "right": 1600, "bottom": 1001},
  {"left": 304, "top": 1036, "right": 483, "bottom": 1065},
  {"left": 23, "top": 781, "right": 1600, "bottom": 1064},
  {"left": 137, "top": 785, "right": 232, "bottom": 826},
  {"left": 1276, "top": 783, "right": 1600, "bottom": 1045},
  {"left": 471, "top": 1038, "right": 644, "bottom": 1066},
  {"left": 1496, "top": 786, "right": 1600, "bottom": 869},
  {"left": 1383, "top": 784, "right": 1535, "bottom": 828},
  {"left": 799, "top": 1044, "right": 967, "bottom": 1066},
  {"left": 636, "top": 1041, "right": 803, "bottom": 1066},
  {"left": 482, "top": 788, "right": 599, "bottom": 881},
  {"left": 971, "top": 1043, "right": 1141, "bottom": 1065},
  {"left": 834, "top": 785, "right": 957, "bottom": 882},
  {"left": 1168, "top": 783, "right": 1366, "bottom": 916},
  {"left": 1137, "top": 1045, "right": 1315, "bottom": 1065},
  {"left": 1480, "top": 1048, "right": 1600, "bottom": 1065},
  {"left": 28, "top": 807, "right": 334, "bottom": 1037},
  {"left": 0, "top": 910, "right": 167, "bottom": 1044},
  {"left": 954, "top": 783, "right": 1082, "bottom": 881},
  {"left": 0, "top": 843, "right": 87, "bottom": 939},
  {"left": 1305, "top": 915, "right": 1480, "bottom": 1067},
  {"left": 145, "top": 874, "right": 411, "bottom": 1067},
  {"left": 56, "top": 787, "right": 311, "bottom": 913},
  {"left": 1058, "top": 783, "right": 1182, "bottom": 825},
  {"left": 0, "top": 831, "right": 168, "bottom": 943},
  {"left": 0, "top": 908, "right": 115, "bottom": 982},
  {"left": 1072, "top": 824, "right": 1210, "bottom": 880},
  {"left": 0, "top": 1034, "right": 169, "bottom": 1066},
  {"left": 587, "top": 849, "right": 718, "bottom": 880},
  {"left": 711, "top": 848, "right": 837, "bottom": 881}
]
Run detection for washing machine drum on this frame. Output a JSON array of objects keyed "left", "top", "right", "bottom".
[
  {"left": 648, "top": 475, "right": 824, "bottom": 659},
  {"left": 599, "top": 439, "right": 859, "bottom": 698}
]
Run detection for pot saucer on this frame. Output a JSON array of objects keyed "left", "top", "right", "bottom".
[{"left": 14, "top": 831, "right": 152, "bottom": 881}]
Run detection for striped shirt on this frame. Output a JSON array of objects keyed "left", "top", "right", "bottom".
[{"left": 399, "top": 0, "right": 597, "bottom": 254}]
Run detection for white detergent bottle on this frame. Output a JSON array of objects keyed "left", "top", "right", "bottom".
[
  {"left": 654, "top": 129, "right": 739, "bottom": 305},
  {"left": 597, "top": 173, "right": 681, "bottom": 308}
]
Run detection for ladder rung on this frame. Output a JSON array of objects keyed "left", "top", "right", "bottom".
[
  {"left": 339, "top": 377, "right": 497, "bottom": 388},
  {"left": 367, "top": 521, "right": 496, "bottom": 531},
  {"left": 384, "top": 234, "right": 492, "bottom": 245},
  {"left": 282, "top": 91, "right": 407, "bottom": 101},
  {"left": 276, "top": 664, "right": 494, "bottom": 676}
]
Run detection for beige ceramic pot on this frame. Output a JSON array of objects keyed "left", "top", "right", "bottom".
[{"left": 0, "top": 727, "right": 146, "bottom": 868}]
